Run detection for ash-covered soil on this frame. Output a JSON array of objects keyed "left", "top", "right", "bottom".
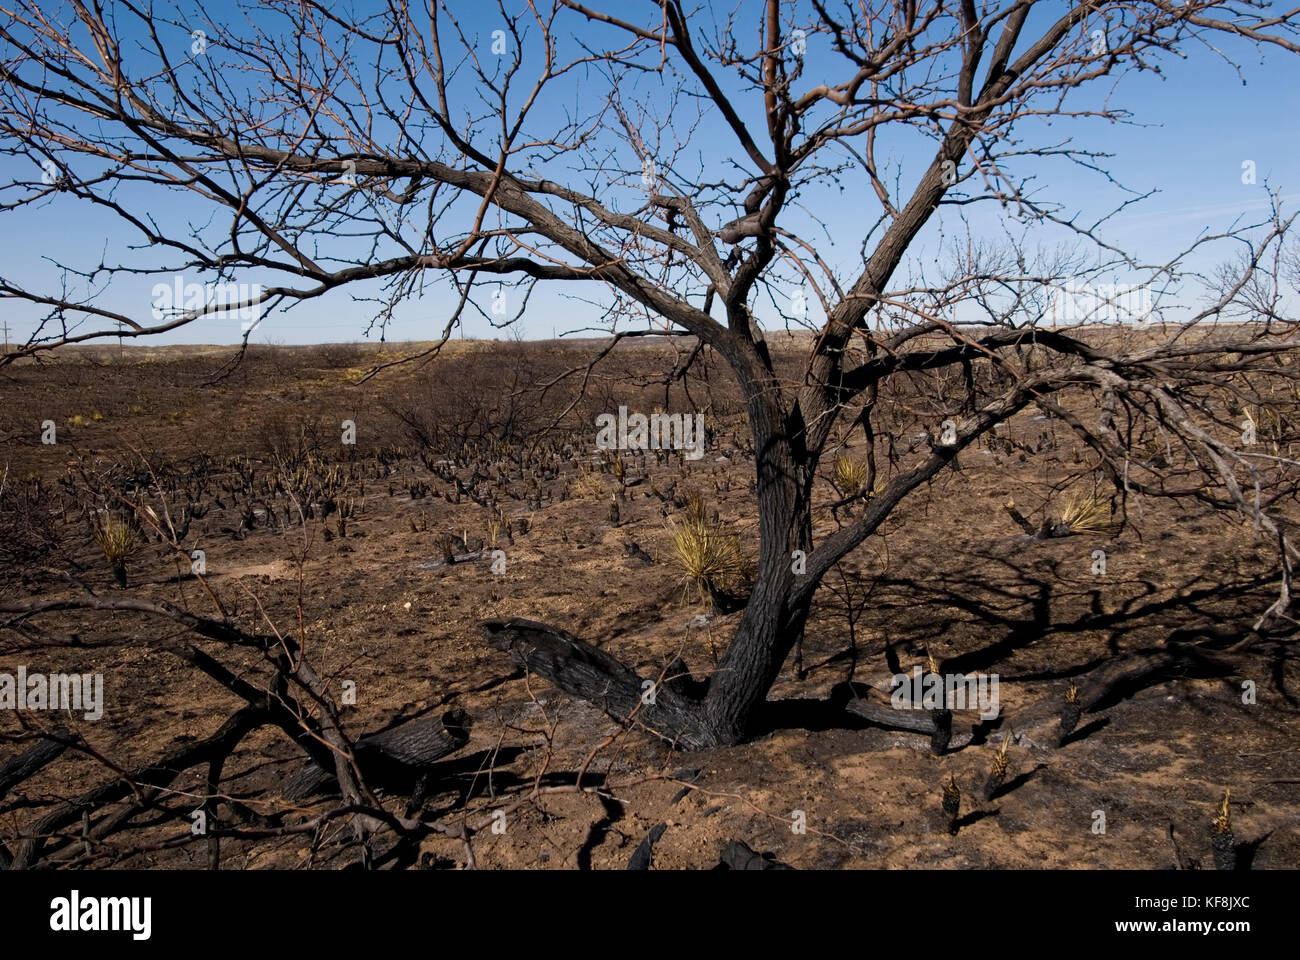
[{"left": 0, "top": 336, "right": 1295, "bottom": 869}]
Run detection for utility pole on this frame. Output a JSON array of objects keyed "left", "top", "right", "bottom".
[{"left": 1, "top": 319, "right": 9, "bottom": 354}]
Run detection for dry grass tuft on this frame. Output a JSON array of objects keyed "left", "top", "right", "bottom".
[
  {"left": 573, "top": 462, "right": 606, "bottom": 499},
  {"left": 1060, "top": 489, "right": 1111, "bottom": 535}
]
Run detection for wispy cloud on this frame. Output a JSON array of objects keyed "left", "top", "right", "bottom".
[{"left": 1112, "top": 192, "right": 1300, "bottom": 234}]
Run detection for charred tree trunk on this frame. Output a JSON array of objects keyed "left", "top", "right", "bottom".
[
  {"left": 701, "top": 575, "right": 812, "bottom": 745},
  {"left": 0, "top": 730, "right": 76, "bottom": 802},
  {"left": 694, "top": 352, "right": 814, "bottom": 744},
  {"left": 485, "top": 618, "right": 719, "bottom": 747},
  {"left": 484, "top": 374, "right": 818, "bottom": 748},
  {"left": 283, "top": 709, "right": 473, "bottom": 800}
]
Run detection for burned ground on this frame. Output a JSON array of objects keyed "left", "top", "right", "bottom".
[{"left": 0, "top": 334, "right": 1295, "bottom": 869}]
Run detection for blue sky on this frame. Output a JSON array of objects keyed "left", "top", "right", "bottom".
[{"left": 1, "top": 1, "right": 1297, "bottom": 346}]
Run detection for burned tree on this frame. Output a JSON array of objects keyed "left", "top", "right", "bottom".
[{"left": 0, "top": 0, "right": 1298, "bottom": 763}]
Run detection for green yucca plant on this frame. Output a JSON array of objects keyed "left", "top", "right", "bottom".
[
  {"left": 832, "top": 454, "right": 869, "bottom": 494},
  {"left": 92, "top": 513, "right": 140, "bottom": 588},
  {"left": 1060, "top": 489, "right": 1111, "bottom": 535},
  {"left": 668, "top": 494, "right": 747, "bottom": 602}
]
